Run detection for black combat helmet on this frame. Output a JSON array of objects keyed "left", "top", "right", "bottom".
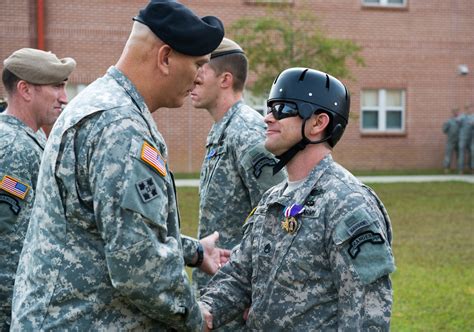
[
  {"left": 268, "top": 67, "right": 350, "bottom": 147},
  {"left": 267, "top": 68, "right": 351, "bottom": 174}
]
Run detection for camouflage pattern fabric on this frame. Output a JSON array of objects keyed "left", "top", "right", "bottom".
[
  {"left": 200, "top": 154, "right": 395, "bottom": 330},
  {"left": 442, "top": 116, "right": 460, "bottom": 169},
  {"left": 11, "top": 67, "right": 202, "bottom": 331},
  {"left": 458, "top": 113, "right": 472, "bottom": 171},
  {"left": 0, "top": 115, "right": 45, "bottom": 330},
  {"left": 193, "top": 101, "right": 285, "bottom": 293},
  {"left": 469, "top": 114, "right": 474, "bottom": 170}
]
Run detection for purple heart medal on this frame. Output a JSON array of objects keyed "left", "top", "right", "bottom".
[{"left": 281, "top": 203, "right": 305, "bottom": 234}]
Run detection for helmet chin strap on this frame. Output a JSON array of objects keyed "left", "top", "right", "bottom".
[{"left": 272, "top": 119, "right": 332, "bottom": 175}]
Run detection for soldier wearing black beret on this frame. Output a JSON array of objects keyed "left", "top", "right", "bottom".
[{"left": 11, "top": 1, "right": 229, "bottom": 331}]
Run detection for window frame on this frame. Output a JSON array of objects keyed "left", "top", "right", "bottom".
[
  {"left": 361, "top": 0, "right": 407, "bottom": 8},
  {"left": 360, "top": 88, "right": 406, "bottom": 134}
]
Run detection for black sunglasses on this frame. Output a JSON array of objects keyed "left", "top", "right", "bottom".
[{"left": 266, "top": 102, "right": 299, "bottom": 120}]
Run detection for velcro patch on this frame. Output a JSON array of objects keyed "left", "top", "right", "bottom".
[
  {"left": 0, "top": 194, "right": 21, "bottom": 214},
  {"left": 347, "top": 219, "right": 370, "bottom": 236},
  {"left": 348, "top": 231, "right": 384, "bottom": 259},
  {"left": 136, "top": 177, "right": 159, "bottom": 203},
  {"left": 140, "top": 141, "right": 167, "bottom": 177},
  {"left": 253, "top": 157, "right": 276, "bottom": 178},
  {"left": 0, "top": 175, "right": 30, "bottom": 200}
]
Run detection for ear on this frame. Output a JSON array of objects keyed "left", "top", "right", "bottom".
[
  {"left": 220, "top": 72, "right": 233, "bottom": 89},
  {"left": 16, "top": 80, "right": 33, "bottom": 102},
  {"left": 308, "top": 113, "right": 330, "bottom": 136},
  {"left": 156, "top": 44, "right": 172, "bottom": 75}
]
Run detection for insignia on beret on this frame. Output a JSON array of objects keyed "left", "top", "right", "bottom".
[
  {"left": 0, "top": 175, "right": 30, "bottom": 200},
  {"left": 141, "top": 141, "right": 167, "bottom": 177},
  {"left": 136, "top": 177, "right": 159, "bottom": 203},
  {"left": 3, "top": 48, "right": 76, "bottom": 85},
  {"left": 133, "top": 0, "right": 224, "bottom": 56},
  {"left": 0, "top": 194, "right": 21, "bottom": 214},
  {"left": 211, "top": 38, "right": 245, "bottom": 59}
]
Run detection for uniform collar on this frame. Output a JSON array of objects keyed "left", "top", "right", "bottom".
[
  {"left": 265, "top": 154, "right": 334, "bottom": 207},
  {"left": 206, "top": 100, "right": 243, "bottom": 145},
  {"left": 0, "top": 113, "right": 46, "bottom": 148},
  {"left": 108, "top": 66, "right": 148, "bottom": 114}
]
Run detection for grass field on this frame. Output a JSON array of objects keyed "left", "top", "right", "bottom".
[{"left": 177, "top": 181, "right": 474, "bottom": 331}]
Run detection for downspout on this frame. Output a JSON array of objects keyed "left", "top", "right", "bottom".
[{"left": 37, "top": 0, "right": 45, "bottom": 50}]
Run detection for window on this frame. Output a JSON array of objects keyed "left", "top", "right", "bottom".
[
  {"left": 245, "top": 0, "right": 293, "bottom": 4},
  {"left": 361, "top": 89, "right": 405, "bottom": 133},
  {"left": 362, "top": 0, "right": 407, "bottom": 7},
  {"left": 66, "top": 83, "right": 87, "bottom": 101}
]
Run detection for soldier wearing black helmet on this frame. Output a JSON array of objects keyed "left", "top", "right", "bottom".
[{"left": 200, "top": 68, "right": 396, "bottom": 331}]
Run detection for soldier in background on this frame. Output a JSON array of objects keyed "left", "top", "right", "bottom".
[
  {"left": 458, "top": 105, "right": 473, "bottom": 174},
  {"left": 200, "top": 68, "right": 395, "bottom": 331},
  {"left": 11, "top": 1, "right": 228, "bottom": 330},
  {"left": 442, "top": 107, "right": 460, "bottom": 173},
  {"left": 467, "top": 104, "right": 474, "bottom": 174},
  {"left": 190, "top": 37, "right": 286, "bottom": 330},
  {"left": 0, "top": 47, "right": 75, "bottom": 331}
]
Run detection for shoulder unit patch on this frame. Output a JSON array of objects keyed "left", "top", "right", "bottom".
[
  {"left": 140, "top": 141, "right": 167, "bottom": 177},
  {"left": 0, "top": 175, "right": 30, "bottom": 200}
]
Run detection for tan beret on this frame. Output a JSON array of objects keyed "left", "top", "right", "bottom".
[
  {"left": 3, "top": 48, "right": 76, "bottom": 84},
  {"left": 211, "top": 38, "right": 244, "bottom": 59}
]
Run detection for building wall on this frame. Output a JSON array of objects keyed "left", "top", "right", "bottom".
[{"left": 1, "top": 0, "right": 473, "bottom": 172}]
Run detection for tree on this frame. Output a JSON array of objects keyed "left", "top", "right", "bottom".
[{"left": 229, "top": 9, "right": 364, "bottom": 97}]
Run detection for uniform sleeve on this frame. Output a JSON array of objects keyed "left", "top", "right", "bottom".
[
  {"left": 0, "top": 139, "right": 40, "bottom": 319},
  {"left": 199, "top": 218, "right": 254, "bottom": 328},
  {"left": 0, "top": 141, "right": 38, "bottom": 235},
  {"left": 236, "top": 133, "right": 286, "bottom": 207},
  {"left": 88, "top": 121, "right": 202, "bottom": 331},
  {"left": 181, "top": 235, "right": 200, "bottom": 265},
  {"left": 328, "top": 200, "right": 395, "bottom": 330}
]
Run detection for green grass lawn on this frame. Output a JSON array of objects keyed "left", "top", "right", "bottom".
[{"left": 177, "top": 182, "right": 474, "bottom": 331}]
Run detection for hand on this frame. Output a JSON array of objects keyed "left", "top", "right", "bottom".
[
  {"left": 199, "top": 231, "right": 231, "bottom": 275},
  {"left": 199, "top": 302, "right": 213, "bottom": 331}
]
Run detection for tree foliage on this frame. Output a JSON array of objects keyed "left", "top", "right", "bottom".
[{"left": 229, "top": 9, "right": 365, "bottom": 96}]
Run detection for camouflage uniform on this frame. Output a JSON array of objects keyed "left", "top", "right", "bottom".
[
  {"left": 193, "top": 101, "right": 285, "bottom": 292},
  {"left": 0, "top": 115, "right": 46, "bottom": 330},
  {"left": 442, "top": 115, "right": 460, "bottom": 170},
  {"left": 458, "top": 113, "right": 472, "bottom": 172},
  {"left": 11, "top": 67, "right": 202, "bottom": 331},
  {"left": 201, "top": 154, "right": 395, "bottom": 330},
  {"left": 470, "top": 114, "right": 474, "bottom": 170}
]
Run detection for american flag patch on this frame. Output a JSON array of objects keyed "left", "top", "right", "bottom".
[
  {"left": 141, "top": 141, "right": 167, "bottom": 177},
  {"left": 0, "top": 175, "right": 30, "bottom": 200}
]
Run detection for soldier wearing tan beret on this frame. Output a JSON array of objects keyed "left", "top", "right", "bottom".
[
  {"left": 0, "top": 47, "right": 76, "bottom": 330},
  {"left": 191, "top": 37, "right": 286, "bottom": 330}
]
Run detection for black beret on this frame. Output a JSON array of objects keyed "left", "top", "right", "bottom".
[{"left": 133, "top": 0, "right": 224, "bottom": 56}]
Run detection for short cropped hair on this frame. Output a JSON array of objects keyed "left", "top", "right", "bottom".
[
  {"left": 2, "top": 68, "right": 21, "bottom": 94},
  {"left": 209, "top": 53, "right": 248, "bottom": 92}
]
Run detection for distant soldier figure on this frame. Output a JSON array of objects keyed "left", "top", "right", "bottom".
[
  {"left": 458, "top": 105, "right": 472, "bottom": 174},
  {"left": 467, "top": 104, "right": 474, "bottom": 173},
  {"left": 442, "top": 108, "right": 460, "bottom": 173}
]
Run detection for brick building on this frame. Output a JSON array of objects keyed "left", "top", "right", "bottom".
[{"left": 1, "top": 0, "right": 473, "bottom": 172}]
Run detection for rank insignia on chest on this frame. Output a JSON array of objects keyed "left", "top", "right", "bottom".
[
  {"left": 0, "top": 175, "right": 30, "bottom": 200},
  {"left": 281, "top": 203, "right": 305, "bottom": 234},
  {"left": 141, "top": 141, "right": 167, "bottom": 177}
]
